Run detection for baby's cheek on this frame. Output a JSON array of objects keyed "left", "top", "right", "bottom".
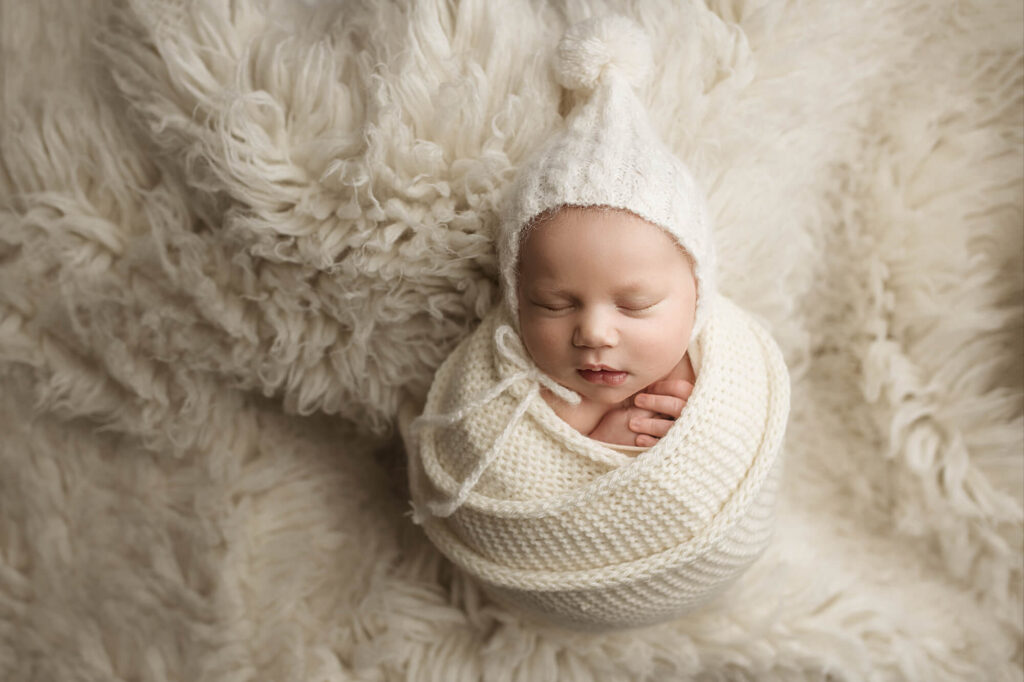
[
  {"left": 637, "top": 327, "right": 689, "bottom": 377},
  {"left": 521, "top": 317, "right": 570, "bottom": 369},
  {"left": 521, "top": 318, "right": 550, "bottom": 349}
]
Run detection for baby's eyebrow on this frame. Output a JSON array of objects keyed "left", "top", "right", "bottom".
[
  {"left": 612, "top": 281, "right": 657, "bottom": 296},
  {"left": 527, "top": 281, "right": 656, "bottom": 298},
  {"left": 528, "top": 283, "right": 571, "bottom": 296}
]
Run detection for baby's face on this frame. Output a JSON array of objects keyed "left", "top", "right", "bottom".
[{"left": 516, "top": 206, "right": 697, "bottom": 407}]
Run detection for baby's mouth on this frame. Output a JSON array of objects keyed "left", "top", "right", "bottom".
[{"left": 577, "top": 368, "right": 628, "bottom": 386}]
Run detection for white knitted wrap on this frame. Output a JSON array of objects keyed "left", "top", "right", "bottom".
[{"left": 401, "top": 296, "right": 790, "bottom": 630}]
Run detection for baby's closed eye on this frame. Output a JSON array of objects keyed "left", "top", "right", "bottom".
[{"left": 616, "top": 297, "right": 661, "bottom": 312}]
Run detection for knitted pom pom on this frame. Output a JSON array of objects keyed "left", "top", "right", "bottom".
[{"left": 555, "top": 15, "right": 653, "bottom": 91}]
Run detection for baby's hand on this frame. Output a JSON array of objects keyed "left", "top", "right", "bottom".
[
  {"left": 588, "top": 379, "right": 694, "bottom": 448},
  {"left": 588, "top": 402, "right": 661, "bottom": 447},
  {"left": 629, "top": 379, "right": 694, "bottom": 447}
]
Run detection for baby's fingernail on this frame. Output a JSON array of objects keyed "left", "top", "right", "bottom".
[{"left": 634, "top": 395, "right": 646, "bottom": 405}]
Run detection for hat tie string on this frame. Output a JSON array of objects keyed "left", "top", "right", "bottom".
[{"left": 409, "top": 324, "right": 580, "bottom": 523}]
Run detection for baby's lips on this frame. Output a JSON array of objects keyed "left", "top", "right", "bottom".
[
  {"left": 579, "top": 363, "right": 622, "bottom": 372},
  {"left": 577, "top": 368, "right": 629, "bottom": 386}
]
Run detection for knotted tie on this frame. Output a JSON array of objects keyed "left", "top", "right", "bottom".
[{"left": 408, "top": 324, "right": 581, "bottom": 524}]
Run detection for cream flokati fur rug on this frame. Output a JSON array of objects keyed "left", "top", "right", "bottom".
[{"left": 0, "top": 0, "right": 1021, "bottom": 679}]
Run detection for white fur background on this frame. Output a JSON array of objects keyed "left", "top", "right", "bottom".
[{"left": 1, "top": 0, "right": 1021, "bottom": 680}]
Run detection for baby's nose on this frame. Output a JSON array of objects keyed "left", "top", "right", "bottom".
[{"left": 573, "top": 310, "right": 617, "bottom": 348}]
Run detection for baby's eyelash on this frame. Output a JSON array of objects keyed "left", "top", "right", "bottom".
[
  {"left": 533, "top": 301, "right": 572, "bottom": 311},
  {"left": 529, "top": 300, "right": 658, "bottom": 312},
  {"left": 619, "top": 302, "right": 657, "bottom": 312}
]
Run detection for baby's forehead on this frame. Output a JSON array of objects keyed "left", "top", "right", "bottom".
[{"left": 519, "top": 212, "right": 691, "bottom": 265}]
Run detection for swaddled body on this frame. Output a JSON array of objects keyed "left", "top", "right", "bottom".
[
  {"left": 402, "top": 15, "right": 791, "bottom": 630},
  {"left": 402, "top": 291, "right": 789, "bottom": 630}
]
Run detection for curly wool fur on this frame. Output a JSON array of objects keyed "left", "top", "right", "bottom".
[{"left": 1, "top": 0, "right": 1021, "bottom": 679}]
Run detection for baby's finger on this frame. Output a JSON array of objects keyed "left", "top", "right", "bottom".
[
  {"left": 628, "top": 416, "right": 674, "bottom": 438},
  {"left": 644, "top": 379, "right": 694, "bottom": 399},
  {"left": 635, "top": 434, "right": 659, "bottom": 447},
  {"left": 633, "top": 392, "right": 686, "bottom": 418}
]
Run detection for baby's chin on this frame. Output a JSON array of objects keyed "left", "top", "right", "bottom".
[{"left": 572, "top": 378, "right": 642, "bottom": 406}]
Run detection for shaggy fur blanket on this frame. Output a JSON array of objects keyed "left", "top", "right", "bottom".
[{"left": 1, "top": 0, "right": 1021, "bottom": 680}]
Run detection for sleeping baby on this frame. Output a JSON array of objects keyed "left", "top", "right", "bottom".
[
  {"left": 515, "top": 203, "right": 699, "bottom": 450},
  {"left": 402, "top": 14, "right": 789, "bottom": 631}
]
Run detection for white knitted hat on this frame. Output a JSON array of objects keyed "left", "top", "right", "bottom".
[{"left": 499, "top": 15, "right": 717, "bottom": 346}]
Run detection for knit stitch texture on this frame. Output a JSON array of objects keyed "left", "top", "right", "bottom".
[{"left": 402, "top": 295, "right": 790, "bottom": 630}]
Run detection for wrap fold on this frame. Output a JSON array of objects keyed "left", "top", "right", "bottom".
[{"left": 400, "top": 296, "right": 790, "bottom": 630}]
